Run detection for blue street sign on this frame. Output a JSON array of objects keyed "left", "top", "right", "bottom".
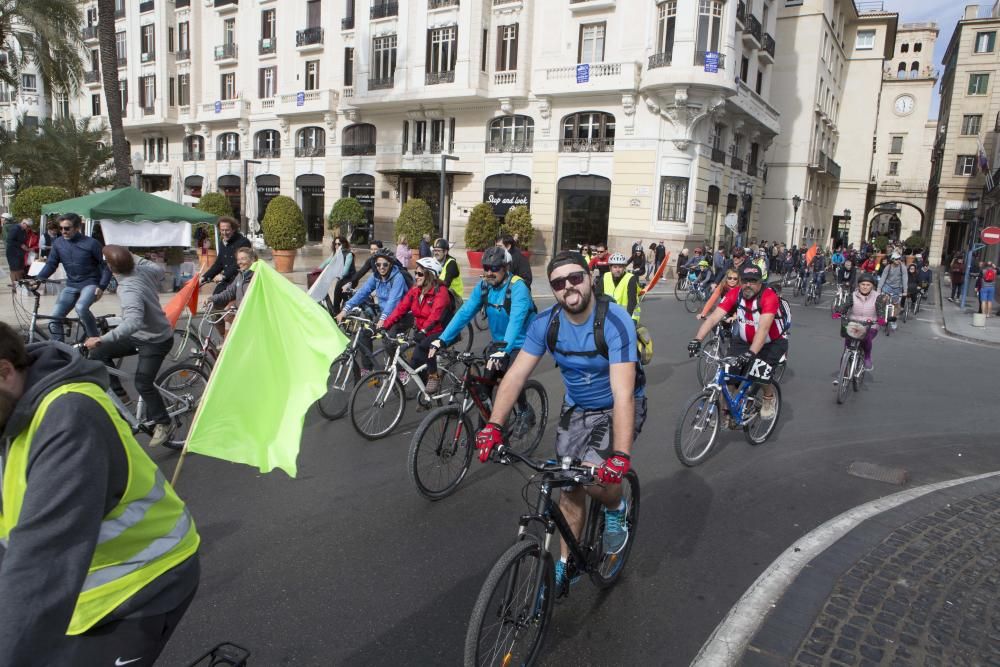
[
  {"left": 576, "top": 64, "right": 590, "bottom": 84},
  {"left": 214, "top": 100, "right": 222, "bottom": 113},
  {"left": 296, "top": 92, "right": 305, "bottom": 106},
  {"left": 704, "top": 52, "right": 719, "bottom": 73}
]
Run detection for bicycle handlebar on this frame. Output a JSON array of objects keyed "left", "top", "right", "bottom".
[{"left": 493, "top": 445, "right": 597, "bottom": 481}]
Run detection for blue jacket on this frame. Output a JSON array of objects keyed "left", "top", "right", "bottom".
[
  {"left": 36, "top": 233, "right": 111, "bottom": 289},
  {"left": 345, "top": 266, "right": 407, "bottom": 324},
  {"left": 440, "top": 275, "right": 533, "bottom": 353}
]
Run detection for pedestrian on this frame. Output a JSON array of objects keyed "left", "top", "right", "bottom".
[
  {"left": 317, "top": 236, "right": 355, "bottom": 313},
  {"left": 676, "top": 247, "right": 690, "bottom": 279},
  {"left": 655, "top": 240, "right": 666, "bottom": 274},
  {"left": 22, "top": 220, "right": 38, "bottom": 269},
  {"left": 948, "top": 254, "right": 965, "bottom": 301},
  {"left": 4, "top": 217, "right": 29, "bottom": 286},
  {"left": 981, "top": 262, "right": 996, "bottom": 317},
  {"left": 395, "top": 233, "right": 412, "bottom": 269},
  {"left": 40, "top": 220, "right": 60, "bottom": 259},
  {"left": 419, "top": 232, "right": 432, "bottom": 259}
]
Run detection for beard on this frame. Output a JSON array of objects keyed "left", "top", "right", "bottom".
[
  {"left": 741, "top": 286, "right": 757, "bottom": 299},
  {"left": 558, "top": 287, "right": 591, "bottom": 314}
]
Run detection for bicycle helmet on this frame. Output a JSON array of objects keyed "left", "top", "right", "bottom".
[
  {"left": 608, "top": 252, "right": 628, "bottom": 265},
  {"left": 481, "top": 245, "right": 511, "bottom": 266},
  {"left": 890, "top": 252, "right": 902, "bottom": 261},
  {"left": 373, "top": 248, "right": 394, "bottom": 260},
  {"left": 433, "top": 238, "right": 450, "bottom": 251},
  {"left": 698, "top": 259, "right": 710, "bottom": 268},
  {"left": 416, "top": 256, "right": 442, "bottom": 275},
  {"left": 857, "top": 272, "right": 876, "bottom": 286}
]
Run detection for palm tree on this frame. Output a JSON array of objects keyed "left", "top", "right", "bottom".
[
  {"left": 0, "top": 0, "right": 84, "bottom": 101},
  {"left": 0, "top": 115, "right": 114, "bottom": 195},
  {"left": 96, "top": 0, "right": 130, "bottom": 188}
]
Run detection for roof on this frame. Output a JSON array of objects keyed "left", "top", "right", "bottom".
[{"left": 40, "top": 187, "right": 219, "bottom": 223}]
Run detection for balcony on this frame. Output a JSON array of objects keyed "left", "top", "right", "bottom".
[
  {"left": 295, "top": 146, "right": 326, "bottom": 158},
  {"left": 139, "top": 0, "right": 154, "bottom": 13},
  {"left": 371, "top": 2, "right": 398, "bottom": 19},
  {"left": 341, "top": 16, "right": 355, "bottom": 30},
  {"left": 815, "top": 150, "right": 828, "bottom": 173},
  {"left": 826, "top": 156, "right": 841, "bottom": 180},
  {"left": 276, "top": 88, "right": 338, "bottom": 116},
  {"left": 259, "top": 37, "right": 276, "bottom": 55},
  {"left": 569, "top": 0, "right": 617, "bottom": 10},
  {"left": 742, "top": 15, "right": 762, "bottom": 48},
  {"left": 560, "top": 137, "right": 614, "bottom": 153},
  {"left": 216, "top": 149, "right": 241, "bottom": 161},
  {"left": 214, "top": 43, "right": 238, "bottom": 62},
  {"left": 84, "top": 70, "right": 101, "bottom": 85},
  {"left": 368, "top": 76, "right": 394, "bottom": 91},
  {"left": 760, "top": 34, "right": 776, "bottom": 64},
  {"left": 694, "top": 51, "right": 726, "bottom": 70},
  {"left": 429, "top": 0, "right": 459, "bottom": 7},
  {"left": 493, "top": 71, "right": 518, "bottom": 86},
  {"left": 736, "top": 0, "right": 746, "bottom": 27},
  {"left": 83, "top": 26, "right": 98, "bottom": 42},
  {"left": 214, "top": 0, "right": 239, "bottom": 11},
  {"left": 425, "top": 70, "right": 455, "bottom": 85},
  {"left": 534, "top": 61, "right": 640, "bottom": 97},
  {"left": 486, "top": 139, "right": 533, "bottom": 154},
  {"left": 183, "top": 151, "right": 205, "bottom": 161},
  {"left": 117, "top": 56, "right": 127, "bottom": 68},
  {"left": 711, "top": 147, "right": 726, "bottom": 164},
  {"left": 343, "top": 86, "right": 354, "bottom": 98},
  {"left": 176, "top": 48, "right": 191, "bottom": 61},
  {"left": 411, "top": 142, "right": 426, "bottom": 155},
  {"left": 342, "top": 143, "right": 376, "bottom": 156},
  {"left": 254, "top": 147, "right": 281, "bottom": 159},
  {"left": 140, "top": 51, "right": 155, "bottom": 64},
  {"left": 648, "top": 52, "right": 672, "bottom": 70},
  {"left": 296, "top": 27, "right": 324, "bottom": 49},
  {"left": 201, "top": 98, "right": 250, "bottom": 122},
  {"left": 730, "top": 155, "right": 744, "bottom": 171}
]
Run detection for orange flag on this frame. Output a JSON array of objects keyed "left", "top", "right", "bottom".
[
  {"left": 164, "top": 273, "right": 201, "bottom": 328},
  {"left": 640, "top": 252, "right": 671, "bottom": 296},
  {"left": 804, "top": 244, "right": 818, "bottom": 267}
]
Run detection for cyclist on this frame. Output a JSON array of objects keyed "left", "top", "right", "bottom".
[
  {"left": 588, "top": 243, "right": 611, "bottom": 277},
  {"left": 627, "top": 244, "right": 646, "bottom": 282},
  {"left": 498, "top": 234, "right": 532, "bottom": 287},
  {"left": 201, "top": 216, "right": 251, "bottom": 340},
  {"left": 694, "top": 259, "right": 715, "bottom": 297},
  {"left": 336, "top": 248, "right": 409, "bottom": 373},
  {"left": 598, "top": 252, "right": 641, "bottom": 322},
  {"left": 698, "top": 267, "right": 740, "bottom": 319},
  {"left": 834, "top": 257, "right": 857, "bottom": 292},
  {"left": 915, "top": 261, "right": 933, "bottom": 292},
  {"left": 688, "top": 264, "right": 786, "bottom": 421},
  {"left": 900, "top": 262, "right": 919, "bottom": 316},
  {"left": 379, "top": 256, "right": 451, "bottom": 390},
  {"left": 831, "top": 247, "right": 845, "bottom": 268},
  {"left": 832, "top": 272, "right": 887, "bottom": 374},
  {"left": 474, "top": 250, "right": 646, "bottom": 590},
  {"left": 878, "top": 252, "right": 907, "bottom": 330},
  {"left": 432, "top": 238, "right": 463, "bottom": 298},
  {"left": 808, "top": 250, "right": 827, "bottom": 300},
  {"left": 204, "top": 246, "right": 256, "bottom": 322},
  {"left": 753, "top": 250, "right": 769, "bottom": 282}
]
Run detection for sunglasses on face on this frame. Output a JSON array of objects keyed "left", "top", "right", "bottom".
[
  {"left": 375, "top": 262, "right": 391, "bottom": 269},
  {"left": 334, "top": 241, "right": 342, "bottom": 246},
  {"left": 483, "top": 264, "right": 504, "bottom": 273},
  {"left": 414, "top": 271, "right": 425, "bottom": 277},
  {"left": 549, "top": 271, "right": 588, "bottom": 292},
  {"left": 726, "top": 276, "right": 739, "bottom": 282},
  {"left": 60, "top": 226, "right": 74, "bottom": 231}
]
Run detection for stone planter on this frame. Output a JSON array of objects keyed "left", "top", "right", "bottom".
[
  {"left": 467, "top": 250, "right": 484, "bottom": 270},
  {"left": 272, "top": 249, "right": 297, "bottom": 273}
]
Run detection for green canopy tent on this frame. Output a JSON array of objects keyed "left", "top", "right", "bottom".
[{"left": 41, "top": 186, "right": 218, "bottom": 247}]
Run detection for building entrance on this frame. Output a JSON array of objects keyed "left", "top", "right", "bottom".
[{"left": 556, "top": 175, "right": 611, "bottom": 250}]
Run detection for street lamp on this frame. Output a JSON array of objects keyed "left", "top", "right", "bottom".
[
  {"left": 131, "top": 152, "right": 145, "bottom": 190},
  {"left": 790, "top": 195, "right": 802, "bottom": 246},
  {"left": 439, "top": 154, "right": 459, "bottom": 240}
]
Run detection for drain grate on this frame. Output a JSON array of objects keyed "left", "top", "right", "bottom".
[{"left": 847, "top": 461, "right": 909, "bottom": 486}]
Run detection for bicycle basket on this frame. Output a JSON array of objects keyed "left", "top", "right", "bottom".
[{"left": 845, "top": 321, "right": 868, "bottom": 340}]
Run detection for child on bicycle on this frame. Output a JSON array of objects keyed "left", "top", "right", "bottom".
[
  {"left": 832, "top": 272, "right": 887, "bottom": 375},
  {"left": 695, "top": 259, "right": 714, "bottom": 296}
]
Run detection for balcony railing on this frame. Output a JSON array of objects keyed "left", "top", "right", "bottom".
[
  {"left": 368, "top": 76, "right": 394, "bottom": 90},
  {"left": 341, "top": 16, "right": 355, "bottom": 30},
  {"left": 694, "top": 51, "right": 726, "bottom": 69},
  {"left": 259, "top": 38, "right": 276, "bottom": 54},
  {"left": 429, "top": 0, "right": 459, "bottom": 7},
  {"left": 371, "top": 1, "right": 399, "bottom": 19},
  {"left": 140, "top": 51, "right": 155, "bottom": 63},
  {"left": 560, "top": 137, "right": 614, "bottom": 153},
  {"left": 762, "top": 33, "right": 776, "bottom": 58},
  {"left": 342, "top": 143, "right": 376, "bottom": 156},
  {"left": 84, "top": 70, "right": 101, "bottom": 84},
  {"left": 430, "top": 141, "right": 446, "bottom": 154},
  {"left": 215, "top": 43, "right": 237, "bottom": 60},
  {"left": 425, "top": 70, "right": 455, "bottom": 85},
  {"left": 296, "top": 27, "right": 324, "bottom": 47},
  {"left": 139, "top": 0, "right": 154, "bottom": 13},
  {"left": 412, "top": 142, "right": 426, "bottom": 155},
  {"left": 827, "top": 156, "right": 841, "bottom": 180},
  {"left": 254, "top": 147, "right": 281, "bottom": 159},
  {"left": 494, "top": 71, "right": 517, "bottom": 85},
  {"left": 648, "top": 52, "right": 672, "bottom": 69},
  {"left": 216, "top": 149, "right": 241, "bottom": 160},
  {"left": 83, "top": 26, "right": 98, "bottom": 41},
  {"left": 295, "top": 145, "right": 326, "bottom": 158},
  {"left": 176, "top": 48, "right": 191, "bottom": 60},
  {"left": 747, "top": 162, "right": 758, "bottom": 177},
  {"left": 736, "top": 0, "right": 746, "bottom": 24},
  {"left": 114, "top": 7, "right": 125, "bottom": 19},
  {"left": 711, "top": 147, "right": 726, "bottom": 164},
  {"left": 486, "top": 140, "right": 533, "bottom": 153},
  {"left": 117, "top": 56, "right": 127, "bottom": 67},
  {"left": 730, "top": 155, "right": 744, "bottom": 171},
  {"left": 183, "top": 151, "right": 205, "bottom": 161},
  {"left": 141, "top": 105, "right": 156, "bottom": 116},
  {"left": 745, "top": 15, "right": 762, "bottom": 43}
]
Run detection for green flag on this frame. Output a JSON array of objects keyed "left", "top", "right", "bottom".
[{"left": 185, "top": 260, "right": 347, "bottom": 477}]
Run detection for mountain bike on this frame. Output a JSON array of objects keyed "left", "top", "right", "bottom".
[
  {"left": 684, "top": 281, "right": 711, "bottom": 313},
  {"left": 696, "top": 320, "right": 732, "bottom": 386},
  {"left": 13, "top": 279, "right": 104, "bottom": 344},
  {"left": 910, "top": 284, "right": 928, "bottom": 316},
  {"left": 803, "top": 277, "right": 819, "bottom": 306},
  {"left": 674, "top": 350, "right": 782, "bottom": 466},
  {"left": 835, "top": 320, "right": 872, "bottom": 404},
  {"left": 674, "top": 270, "right": 697, "bottom": 301},
  {"left": 407, "top": 352, "right": 549, "bottom": 501},
  {"left": 463, "top": 446, "right": 639, "bottom": 667},
  {"left": 792, "top": 272, "right": 806, "bottom": 297}
]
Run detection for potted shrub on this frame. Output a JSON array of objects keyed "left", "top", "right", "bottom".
[
  {"left": 328, "top": 197, "right": 367, "bottom": 244},
  {"left": 12, "top": 186, "right": 71, "bottom": 230},
  {"left": 500, "top": 206, "right": 536, "bottom": 258},
  {"left": 194, "top": 192, "right": 233, "bottom": 270},
  {"left": 873, "top": 234, "right": 889, "bottom": 270},
  {"left": 395, "top": 198, "right": 435, "bottom": 255},
  {"left": 465, "top": 203, "right": 498, "bottom": 270},
  {"left": 261, "top": 195, "right": 306, "bottom": 272},
  {"left": 903, "top": 233, "right": 927, "bottom": 264}
]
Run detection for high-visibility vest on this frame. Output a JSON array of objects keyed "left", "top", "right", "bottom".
[
  {"left": 0, "top": 382, "right": 200, "bottom": 635},
  {"left": 603, "top": 271, "right": 641, "bottom": 322},
  {"left": 442, "top": 256, "right": 463, "bottom": 298}
]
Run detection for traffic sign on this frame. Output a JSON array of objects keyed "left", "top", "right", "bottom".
[
  {"left": 982, "top": 226, "right": 1000, "bottom": 245},
  {"left": 576, "top": 64, "right": 590, "bottom": 84}
]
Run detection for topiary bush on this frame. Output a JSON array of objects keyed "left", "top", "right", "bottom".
[
  {"left": 328, "top": 197, "right": 366, "bottom": 233},
  {"left": 873, "top": 235, "right": 889, "bottom": 253},
  {"left": 500, "top": 206, "right": 536, "bottom": 249},
  {"left": 193, "top": 192, "right": 233, "bottom": 249},
  {"left": 261, "top": 195, "right": 306, "bottom": 251},
  {"left": 12, "top": 186, "right": 71, "bottom": 229},
  {"left": 903, "top": 233, "right": 927, "bottom": 252},
  {"left": 465, "top": 203, "right": 498, "bottom": 251},
  {"left": 395, "top": 198, "right": 435, "bottom": 244}
]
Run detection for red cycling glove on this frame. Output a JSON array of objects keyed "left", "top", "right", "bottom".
[
  {"left": 476, "top": 422, "right": 504, "bottom": 463},
  {"left": 597, "top": 451, "right": 631, "bottom": 484}
]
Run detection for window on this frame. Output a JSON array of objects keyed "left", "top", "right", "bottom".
[
  {"left": 218, "top": 132, "right": 240, "bottom": 159},
  {"left": 487, "top": 115, "right": 534, "bottom": 152},
  {"left": 92, "top": 94, "right": 101, "bottom": 116},
  {"left": 413, "top": 120, "right": 427, "bottom": 153},
  {"left": 449, "top": 118, "right": 455, "bottom": 152},
  {"left": 168, "top": 76, "right": 174, "bottom": 106},
  {"left": 220, "top": 72, "right": 235, "bottom": 100},
  {"left": 307, "top": 0, "right": 321, "bottom": 28},
  {"left": 889, "top": 136, "right": 903, "bottom": 154},
  {"left": 261, "top": 9, "right": 276, "bottom": 40},
  {"left": 914, "top": 42, "right": 922, "bottom": 52},
  {"left": 910, "top": 61, "right": 919, "bottom": 79},
  {"left": 168, "top": 27, "right": 174, "bottom": 52},
  {"left": 888, "top": 161, "right": 899, "bottom": 176},
  {"left": 900, "top": 43, "right": 908, "bottom": 53},
  {"left": 658, "top": 177, "right": 688, "bottom": 222},
  {"left": 372, "top": 35, "right": 397, "bottom": 82},
  {"left": 116, "top": 31, "right": 127, "bottom": 63},
  {"left": 961, "top": 115, "right": 982, "bottom": 135},
  {"left": 430, "top": 119, "right": 446, "bottom": 153},
  {"left": 255, "top": 130, "right": 280, "bottom": 158},
  {"left": 740, "top": 56, "right": 749, "bottom": 82},
  {"left": 140, "top": 24, "right": 155, "bottom": 59},
  {"left": 955, "top": 155, "right": 976, "bottom": 176},
  {"left": 304, "top": 60, "right": 319, "bottom": 90},
  {"left": 344, "top": 48, "right": 354, "bottom": 86},
  {"left": 223, "top": 18, "right": 235, "bottom": 45},
  {"left": 139, "top": 75, "right": 155, "bottom": 109},
  {"left": 696, "top": 0, "right": 723, "bottom": 57},
  {"left": 119, "top": 79, "right": 128, "bottom": 112},
  {"left": 496, "top": 24, "right": 518, "bottom": 71},
  {"left": 86, "top": 7, "right": 97, "bottom": 26},
  {"left": 178, "top": 22, "right": 189, "bottom": 55},
  {"left": 855, "top": 30, "right": 875, "bottom": 50},
  {"left": 969, "top": 73, "right": 990, "bottom": 95},
  {"left": 184, "top": 135, "right": 204, "bottom": 160},
  {"left": 755, "top": 70, "right": 763, "bottom": 94},
  {"left": 342, "top": 123, "right": 376, "bottom": 156},
  {"left": 19, "top": 73, "right": 35, "bottom": 91},
  {"left": 481, "top": 28, "right": 488, "bottom": 72},
  {"left": 402, "top": 121, "right": 408, "bottom": 152},
  {"left": 177, "top": 73, "right": 190, "bottom": 106},
  {"left": 578, "top": 22, "right": 606, "bottom": 63},
  {"left": 656, "top": 1, "right": 677, "bottom": 59},
  {"left": 975, "top": 31, "right": 996, "bottom": 54},
  {"left": 561, "top": 111, "right": 615, "bottom": 152},
  {"left": 897, "top": 62, "right": 906, "bottom": 79},
  {"left": 427, "top": 26, "right": 457, "bottom": 74},
  {"left": 259, "top": 67, "right": 276, "bottom": 98}
]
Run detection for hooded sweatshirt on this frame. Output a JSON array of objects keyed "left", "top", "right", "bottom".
[{"left": 0, "top": 343, "right": 199, "bottom": 664}]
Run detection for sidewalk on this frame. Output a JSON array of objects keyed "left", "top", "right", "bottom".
[{"left": 937, "top": 275, "right": 1000, "bottom": 346}]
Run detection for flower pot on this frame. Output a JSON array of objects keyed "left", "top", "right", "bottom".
[
  {"left": 272, "top": 249, "right": 297, "bottom": 273},
  {"left": 198, "top": 248, "right": 217, "bottom": 274},
  {"left": 467, "top": 250, "right": 484, "bottom": 270},
  {"left": 905, "top": 255, "right": 915, "bottom": 266}
]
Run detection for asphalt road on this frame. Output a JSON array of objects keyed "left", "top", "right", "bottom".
[{"left": 154, "top": 283, "right": 1000, "bottom": 666}]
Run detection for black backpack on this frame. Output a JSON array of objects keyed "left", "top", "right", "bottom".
[{"left": 478, "top": 275, "right": 536, "bottom": 317}]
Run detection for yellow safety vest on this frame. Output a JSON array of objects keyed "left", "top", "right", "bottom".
[
  {"left": 603, "top": 271, "right": 641, "bottom": 322},
  {"left": 442, "top": 256, "right": 463, "bottom": 298},
  {"left": 0, "top": 383, "right": 200, "bottom": 635}
]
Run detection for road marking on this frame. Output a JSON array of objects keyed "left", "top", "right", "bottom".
[{"left": 690, "top": 470, "right": 1000, "bottom": 667}]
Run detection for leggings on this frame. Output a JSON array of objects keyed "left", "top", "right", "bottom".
[{"left": 844, "top": 327, "right": 878, "bottom": 361}]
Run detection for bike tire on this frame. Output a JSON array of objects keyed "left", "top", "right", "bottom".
[
  {"left": 464, "top": 538, "right": 553, "bottom": 667},
  {"left": 883, "top": 315, "right": 892, "bottom": 337},
  {"left": 505, "top": 379, "right": 549, "bottom": 456},
  {"left": 836, "top": 349, "right": 851, "bottom": 404},
  {"left": 744, "top": 382, "right": 781, "bottom": 445},
  {"left": 901, "top": 302, "right": 909, "bottom": 323},
  {"left": 697, "top": 335, "right": 722, "bottom": 386},
  {"left": 684, "top": 290, "right": 701, "bottom": 313},
  {"left": 349, "top": 370, "right": 406, "bottom": 440},
  {"left": 674, "top": 390, "right": 720, "bottom": 467},
  {"left": 317, "top": 354, "right": 359, "bottom": 420},
  {"left": 674, "top": 278, "right": 688, "bottom": 301},
  {"left": 913, "top": 297, "right": 921, "bottom": 315},
  {"left": 588, "top": 470, "right": 640, "bottom": 589},
  {"left": 156, "top": 364, "right": 211, "bottom": 451},
  {"left": 853, "top": 351, "right": 866, "bottom": 391},
  {"left": 408, "top": 405, "right": 475, "bottom": 501}
]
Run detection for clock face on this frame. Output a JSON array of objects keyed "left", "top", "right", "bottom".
[{"left": 894, "top": 95, "right": 915, "bottom": 115}]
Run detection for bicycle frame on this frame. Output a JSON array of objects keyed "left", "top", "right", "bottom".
[
  {"left": 704, "top": 357, "right": 758, "bottom": 423},
  {"left": 103, "top": 364, "right": 196, "bottom": 433},
  {"left": 14, "top": 280, "right": 87, "bottom": 343},
  {"left": 515, "top": 473, "right": 598, "bottom": 579},
  {"left": 381, "top": 335, "right": 458, "bottom": 402}
]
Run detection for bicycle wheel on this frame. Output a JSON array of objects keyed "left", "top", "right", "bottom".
[
  {"left": 772, "top": 359, "right": 786, "bottom": 383},
  {"left": 156, "top": 364, "right": 210, "bottom": 451},
  {"left": 901, "top": 301, "right": 909, "bottom": 323},
  {"left": 697, "top": 335, "right": 722, "bottom": 386},
  {"left": 836, "top": 349, "right": 851, "bottom": 404},
  {"left": 674, "top": 390, "right": 720, "bottom": 467},
  {"left": 349, "top": 370, "right": 406, "bottom": 440},
  {"left": 684, "top": 290, "right": 702, "bottom": 313},
  {"left": 408, "top": 405, "right": 475, "bottom": 500},
  {"left": 913, "top": 296, "right": 921, "bottom": 315},
  {"left": 474, "top": 306, "right": 490, "bottom": 331},
  {"left": 451, "top": 323, "right": 476, "bottom": 353},
  {"left": 464, "top": 537, "right": 553, "bottom": 667},
  {"left": 853, "top": 350, "right": 866, "bottom": 391},
  {"left": 588, "top": 469, "right": 640, "bottom": 589},
  {"left": 317, "top": 354, "right": 359, "bottom": 420},
  {"left": 168, "top": 326, "right": 199, "bottom": 364},
  {"left": 505, "top": 379, "right": 549, "bottom": 456},
  {"left": 883, "top": 311, "right": 892, "bottom": 337},
  {"left": 744, "top": 382, "right": 781, "bottom": 445},
  {"left": 674, "top": 277, "right": 688, "bottom": 301}
]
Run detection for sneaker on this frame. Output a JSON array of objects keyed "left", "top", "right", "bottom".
[
  {"left": 554, "top": 560, "right": 581, "bottom": 594},
  {"left": 398, "top": 371, "right": 410, "bottom": 385},
  {"left": 863, "top": 359, "right": 873, "bottom": 372},
  {"left": 149, "top": 422, "right": 175, "bottom": 448},
  {"left": 511, "top": 404, "right": 537, "bottom": 438},
  {"left": 424, "top": 372, "right": 441, "bottom": 395},
  {"left": 760, "top": 394, "right": 777, "bottom": 420},
  {"left": 603, "top": 501, "right": 629, "bottom": 554}
]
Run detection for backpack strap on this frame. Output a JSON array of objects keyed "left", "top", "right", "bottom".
[{"left": 545, "top": 295, "right": 612, "bottom": 359}]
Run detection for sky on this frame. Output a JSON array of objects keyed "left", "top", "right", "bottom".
[{"left": 880, "top": 0, "right": 977, "bottom": 120}]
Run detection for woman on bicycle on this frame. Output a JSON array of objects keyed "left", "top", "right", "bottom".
[
  {"left": 832, "top": 272, "right": 887, "bottom": 374},
  {"left": 379, "top": 256, "right": 451, "bottom": 392},
  {"left": 203, "top": 247, "right": 256, "bottom": 338},
  {"left": 698, "top": 268, "right": 740, "bottom": 319},
  {"left": 900, "top": 262, "right": 919, "bottom": 316}
]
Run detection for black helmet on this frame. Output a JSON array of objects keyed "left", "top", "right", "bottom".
[
  {"left": 433, "top": 238, "right": 450, "bottom": 251},
  {"left": 373, "top": 248, "right": 394, "bottom": 261},
  {"left": 482, "top": 245, "right": 511, "bottom": 267},
  {"left": 857, "top": 272, "right": 876, "bottom": 286}
]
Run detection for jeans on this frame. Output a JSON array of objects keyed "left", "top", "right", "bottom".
[
  {"left": 91, "top": 335, "right": 174, "bottom": 425},
  {"left": 49, "top": 284, "right": 100, "bottom": 341},
  {"left": 950, "top": 279, "right": 964, "bottom": 300}
]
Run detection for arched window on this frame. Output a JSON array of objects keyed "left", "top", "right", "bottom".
[
  {"left": 910, "top": 61, "right": 919, "bottom": 79},
  {"left": 560, "top": 111, "right": 615, "bottom": 152},
  {"left": 296, "top": 127, "right": 326, "bottom": 157},
  {"left": 254, "top": 130, "right": 281, "bottom": 158},
  {"left": 217, "top": 132, "right": 240, "bottom": 160},
  {"left": 486, "top": 115, "right": 534, "bottom": 153},
  {"left": 342, "top": 123, "right": 377, "bottom": 156},
  {"left": 184, "top": 135, "right": 204, "bottom": 161},
  {"left": 897, "top": 62, "right": 907, "bottom": 79}
]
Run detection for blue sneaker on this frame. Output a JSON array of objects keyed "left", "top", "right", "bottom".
[
  {"left": 603, "top": 501, "right": 629, "bottom": 554},
  {"left": 554, "top": 560, "right": 581, "bottom": 594}
]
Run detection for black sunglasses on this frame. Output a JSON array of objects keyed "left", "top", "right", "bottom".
[
  {"left": 550, "top": 271, "right": 588, "bottom": 292},
  {"left": 483, "top": 263, "right": 504, "bottom": 273},
  {"left": 375, "top": 262, "right": 391, "bottom": 269},
  {"left": 60, "top": 226, "right": 74, "bottom": 231},
  {"left": 414, "top": 271, "right": 425, "bottom": 277}
]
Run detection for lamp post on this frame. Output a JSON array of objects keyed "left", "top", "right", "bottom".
[
  {"left": 439, "top": 154, "right": 459, "bottom": 240},
  {"left": 790, "top": 195, "right": 802, "bottom": 247},
  {"left": 131, "top": 152, "right": 145, "bottom": 190}
]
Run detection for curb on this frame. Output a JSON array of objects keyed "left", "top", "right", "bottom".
[{"left": 934, "top": 275, "right": 1000, "bottom": 348}]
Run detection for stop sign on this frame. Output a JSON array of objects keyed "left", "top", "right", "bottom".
[{"left": 982, "top": 226, "right": 1000, "bottom": 245}]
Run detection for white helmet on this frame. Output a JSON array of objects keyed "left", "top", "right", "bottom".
[
  {"left": 416, "top": 256, "right": 442, "bottom": 275},
  {"left": 608, "top": 252, "right": 628, "bottom": 265}
]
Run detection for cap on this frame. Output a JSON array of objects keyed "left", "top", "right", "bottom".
[{"left": 740, "top": 264, "right": 763, "bottom": 281}]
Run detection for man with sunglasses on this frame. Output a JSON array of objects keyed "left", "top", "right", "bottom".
[
  {"left": 32, "top": 213, "right": 111, "bottom": 342},
  {"left": 337, "top": 248, "right": 409, "bottom": 373},
  {"left": 475, "top": 250, "right": 645, "bottom": 592},
  {"left": 688, "top": 264, "right": 786, "bottom": 420}
]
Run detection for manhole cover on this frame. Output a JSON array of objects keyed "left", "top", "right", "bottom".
[{"left": 847, "top": 461, "right": 909, "bottom": 485}]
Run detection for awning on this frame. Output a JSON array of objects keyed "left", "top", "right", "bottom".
[{"left": 376, "top": 168, "right": 475, "bottom": 177}]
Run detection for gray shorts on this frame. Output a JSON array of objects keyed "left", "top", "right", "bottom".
[{"left": 554, "top": 397, "right": 648, "bottom": 466}]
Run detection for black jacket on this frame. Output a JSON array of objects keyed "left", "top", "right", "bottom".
[
  {"left": 508, "top": 246, "right": 532, "bottom": 287},
  {"left": 203, "top": 231, "right": 251, "bottom": 283}
]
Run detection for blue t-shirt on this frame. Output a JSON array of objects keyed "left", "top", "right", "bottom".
[{"left": 523, "top": 301, "right": 643, "bottom": 410}]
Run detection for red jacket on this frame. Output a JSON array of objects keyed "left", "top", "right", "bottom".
[{"left": 383, "top": 284, "right": 450, "bottom": 334}]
